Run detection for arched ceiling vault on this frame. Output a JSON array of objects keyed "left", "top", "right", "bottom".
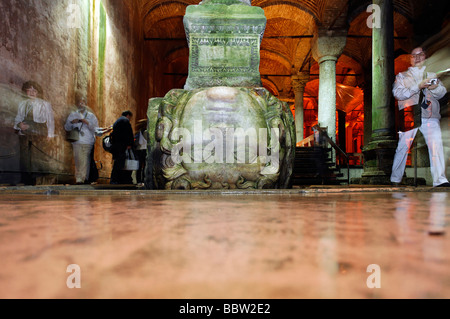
[
  {"left": 137, "top": 0, "right": 447, "bottom": 101},
  {"left": 143, "top": 3, "right": 188, "bottom": 38}
]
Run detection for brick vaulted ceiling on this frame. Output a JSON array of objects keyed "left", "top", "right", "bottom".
[{"left": 136, "top": 0, "right": 449, "bottom": 101}]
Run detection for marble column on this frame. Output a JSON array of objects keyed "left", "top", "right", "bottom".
[
  {"left": 292, "top": 72, "right": 310, "bottom": 144},
  {"left": 361, "top": 0, "right": 397, "bottom": 185},
  {"left": 362, "top": 64, "right": 372, "bottom": 148},
  {"left": 312, "top": 31, "right": 347, "bottom": 144}
]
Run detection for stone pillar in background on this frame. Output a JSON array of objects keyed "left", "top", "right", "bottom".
[
  {"left": 338, "top": 110, "right": 346, "bottom": 151},
  {"left": 362, "top": 64, "right": 372, "bottom": 148},
  {"left": 361, "top": 0, "right": 397, "bottom": 185},
  {"left": 312, "top": 31, "right": 347, "bottom": 144},
  {"left": 292, "top": 72, "right": 310, "bottom": 144}
]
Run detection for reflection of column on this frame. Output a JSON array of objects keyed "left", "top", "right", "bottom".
[
  {"left": 361, "top": 0, "right": 397, "bottom": 185},
  {"left": 392, "top": 193, "right": 412, "bottom": 244},
  {"left": 425, "top": 193, "right": 447, "bottom": 261},
  {"left": 312, "top": 31, "right": 347, "bottom": 143},
  {"left": 292, "top": 72, "right": 310, "bottom": 143}
]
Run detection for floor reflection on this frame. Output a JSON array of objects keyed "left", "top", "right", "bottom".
[{"left": 0, "top": 191, "right": 448, "bottom": 298}]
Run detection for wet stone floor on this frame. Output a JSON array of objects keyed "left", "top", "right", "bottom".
[{"left": 0, "top": 190, "right": 449, "bottom": 299}]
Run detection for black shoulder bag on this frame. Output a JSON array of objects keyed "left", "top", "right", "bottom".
[{"left": 401, "top": 72, "right": 429, "bottom": 131}]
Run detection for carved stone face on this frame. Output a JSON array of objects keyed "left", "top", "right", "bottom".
[
  {"left": 177, "top": 87, "right": 269, "bottom": 187},
  {"left": 152, "top": 86, "right": 295, "bottom": 190}
]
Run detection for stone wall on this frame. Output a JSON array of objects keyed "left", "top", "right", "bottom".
[{"left": 0, "top": 0, "right": 144, "bottom": 184}]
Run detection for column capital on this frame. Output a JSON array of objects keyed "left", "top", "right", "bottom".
[
  {"left": 311, "top": 30, "right": 347, "bottom": 64},
  {"left": 291, "top": 72, "right": 310, "bottom": 93}
]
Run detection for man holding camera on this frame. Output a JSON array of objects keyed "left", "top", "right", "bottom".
[{"left": 390, "top": 47, "right": 449, "bottom": 187}]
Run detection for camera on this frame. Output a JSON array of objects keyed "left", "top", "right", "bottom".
[{"left": 427, "top": 78, "right": 438, "bottom": 85}]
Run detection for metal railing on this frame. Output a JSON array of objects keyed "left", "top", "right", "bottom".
[{"left": 312, "top": 125, "right": 350, "bottom": 185}]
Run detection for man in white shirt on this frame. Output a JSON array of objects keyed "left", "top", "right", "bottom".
[
  {"left": 391, "top": 47, "right": 449, "bottom": 187},
  {"left": 65, "top": 93, "right": 99, "bottom": 184}
]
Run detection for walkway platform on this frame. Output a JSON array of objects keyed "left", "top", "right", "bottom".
[
  {"left": 0, "top": 184, "right": 449, "bottom": 195},
  {"left": 0, "top": 184, "right": 449, "bottom": 299}
]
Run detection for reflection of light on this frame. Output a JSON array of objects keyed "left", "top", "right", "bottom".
[
  {"left": 91, "top": 0, "right": 111, "bottom": 38},
  {"left": 106, "top": 10, "right": 111, "bottom": 39},
  {"left": 92, "top": 0, "right": 99, "bottom": 25}
]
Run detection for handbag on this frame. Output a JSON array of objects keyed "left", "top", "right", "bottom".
[
  {"left": 66, "top": 128, "right": 80, "bottom": 142},
  {"left": 123, "top": 149, "right": 139, "bottom": 171},
  {"left": 400, "top": 72, "right": 428, "bottom": 131},
  {"left": 102, "top": 134, "right": 113, "bottom": 153},
  {"left": 410, "top": 89, "right": 426, "bottom": 130},
  {"left": 66, "top": 112, "right": 88, "bottom": 142}
]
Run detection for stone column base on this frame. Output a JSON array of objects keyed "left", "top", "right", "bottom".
[{"left": 360, "top": 139, "right": 397, "bottom": 185}]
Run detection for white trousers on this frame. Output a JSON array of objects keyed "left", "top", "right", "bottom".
[
  {"left": 391, "top": 118, "right": 449, "bottom": 186},
  {"left": 73, "top": 144, "right": 93, "bottom": 183}
]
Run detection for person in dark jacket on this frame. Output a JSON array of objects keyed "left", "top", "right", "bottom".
[
  {"left": 110, "top": 111, "right": 134, "bottom": 184},
  {"left": 134, "top": 119, "right": 148, "bottom": 187}
]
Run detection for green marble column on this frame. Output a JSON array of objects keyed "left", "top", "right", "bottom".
[
  {"left": 363, "top": 64, "right": 373, "bottom": 148},
  {"left": 361, "top": 0, "right": 397, "bottom": 185}
]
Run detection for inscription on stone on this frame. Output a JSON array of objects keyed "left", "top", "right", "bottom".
[
  {"left": 192, "top": 36, "right": 258, "bottom": 74},
  {"left": 184, "top": 2, "right": 266, "bottom": 89}
]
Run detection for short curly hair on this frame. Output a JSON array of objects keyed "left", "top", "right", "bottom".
[{"left": 22, "top": 81, "right": 43, "bottom": 98}]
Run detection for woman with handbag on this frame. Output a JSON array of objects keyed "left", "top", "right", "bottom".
[{"left": 64, "top": 92, "right": 99, "bottom": 185}]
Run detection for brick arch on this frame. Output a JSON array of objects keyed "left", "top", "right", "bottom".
[
  {"left": 260, "top": 49, "right": 292, "bottom": 74},
  {"left": 144, "top": 2, "right": 189, "bottom": 38},
  {"left": 262, "top": 3, "right": 317, "bottom": 31},
  {"left": 255, "top": 0, "right": 325, "bottom": 23},
  {"left": 261, "top": 78, "right": 280, "bottom": 96}
]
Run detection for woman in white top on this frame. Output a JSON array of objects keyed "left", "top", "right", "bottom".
[
  {"left": 14, "top": 81, "right": 55, "bottom": 139},
  {"left": 14, "top": 81, "right": 55, "bottom": 185}
]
